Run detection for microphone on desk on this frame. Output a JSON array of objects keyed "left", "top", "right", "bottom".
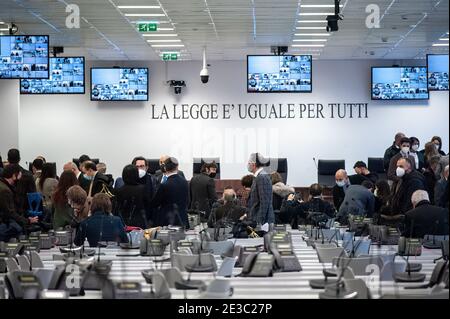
[
  {"left": 184, "top": 210, "right": 215, "bottom": 273},
  {"left": 319, "top": 239, "right": 364, "bottom": 299},
  {"left": 313, "top": 157, "right": 318, "bottom": 170},
  {"left": 328, "top": 228, "right": 340, "bottom": 247}
]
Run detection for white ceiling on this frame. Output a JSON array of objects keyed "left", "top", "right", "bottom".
[{"left": 0, "top": 0, "right": 448, "bottom": 61}]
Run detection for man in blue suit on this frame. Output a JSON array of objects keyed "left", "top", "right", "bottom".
[
  {"left": 247, "top": 153, "right": 275, "bottom": 230},
  {"left": 151, "top": 157, "right": 189, "bottom": 228}
]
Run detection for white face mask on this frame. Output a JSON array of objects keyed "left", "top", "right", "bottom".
[
  {"left": 411, "top": 144, "right": 419, "bottom": 152},
  {"left": 336, "top": 180, "right": 346, "bottom": 187},
  {"left": 374, "top": 189, "right": 378, "bottom": 197},
  {"left": 138, "top": 169, "right": 146, "bottom": 179},
  {"left": 401, "top": 147, "right": 410, "bottom": 154},
  {"left": 435, "top": 144, "right": 440, "bottom": 151},
  {"left": 396, "top": 167, "right": 406, "bottom": 178}
]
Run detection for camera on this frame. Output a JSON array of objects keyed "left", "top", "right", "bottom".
[
  {"left": 326, "top": 15, "right": 342, "bottom": 32},
  {"left": 326, "top": 0, "right": 343, "bottom": 32},
  {"left": 200, "top": 68, "right": 209, "bottom": 84},
  {"left": 168, "top": 80, "right": 186, "bottom": 94}
]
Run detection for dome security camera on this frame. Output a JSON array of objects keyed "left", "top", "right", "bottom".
[
  {"left": 200, "top": 47, "right": 209, "bottom": 84},
  {"left": 200, "top": 67, "right": 209, "bottom": 84}
]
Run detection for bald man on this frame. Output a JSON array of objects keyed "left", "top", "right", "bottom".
[
  {"left": 332, "top": 169, "right": 351, "bottom": 211},
  {"left": 154, "top": 155, "right": 186, "bottom": 186},
  {"left": 63, "top": 161, "right": 89, "bottom": 189},
  {"left": 63, "top": 162, "right": 81, "bottom": 179},
  {"left": 403, "top": 190, "right": 449, "bottom": 238},
  {"left": 207, "top": 187, "right": 247, "bottom": 229}
]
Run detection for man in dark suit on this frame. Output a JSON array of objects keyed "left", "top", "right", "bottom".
[
  {"left": 333, "top": 169, "right": 351, "bottom": 211},
  {"left": 190, "top": 161, "right": 218, "bottom": 218},
  {"left": 6, "top": 148, "right": 30, "bottom": 175},
  {"left": 403, "top": 190, "right": 449, "bottom": 238},
  {"left": 151, "top": 157, "right": 189, "bottom": 228},
  {"left": 0, "top": 164, "right": 38, "bottom": 241},
  {"left": 208, "top": 188, "right": 247, "bottom": 228},
  {"left": 388, "top": 137, "right": 417, "bottom": 184},
  {"left": 247, "top": 153, "right": 274, "bottom": 228},
  {"left": 390, "top": 157, "right": 427, "bottom": 216},
  {"left": 82, "top": 161, "right": 113, "bottom": 197},
  {"left": 383, "top": 132, "right": 405, "bottom": 172},
  {"left": 351, "top": 161, "right": 379, "bottom": 184},
  {"left": 154, "top": 155, "right": 186, "bottom": 186},
  {"left": 337, "top": 181, "right": 376, "bottom": 223},
  {"left": 63, "top": 161, "right": 87, "bottom": 188}
]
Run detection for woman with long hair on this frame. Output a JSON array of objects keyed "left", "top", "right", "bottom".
[
  {"left": 15, "top": 172, "right": 38, "bottom": 216},
  {"left": 373, "top": 179, "right": 393, "bottom": 224},
  {"left": 431, "top": 136, "right": 446, "bottom": 156},
  {"left": 74, "top": 193, "right": 128, "bottom": 247},
  {"left": 53, "top": 171, "right": 79, "bottom": 229},
  {"left": 424, "top": 141, "right": 440, "bottom": 169},
  {"left": 36, "top": 163, "right": 58, "bottom": 209}
]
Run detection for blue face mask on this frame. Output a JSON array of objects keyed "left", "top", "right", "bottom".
[
  {"left": 83, "top": 174, "right": 94, "bottom": 181},
  {"left": 336, "top": 180, "right": 346, "bottom": 188}
]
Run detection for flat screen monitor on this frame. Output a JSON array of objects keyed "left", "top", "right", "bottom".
[
  {"left": 247, "top": 55, "right": 312, "bottom": 93},
  {"left": 91, "top": 67, "right": 149, "bottom": 101},
  {"left": 0, "top": 35, "right": 49, "bottom": 79},
  {"left": 371, "top": 66, "right": 429, "bottom": 100},
  {"left": 427, "top": 54, "right": 449, "bottom": 91},
  {"left": 20, "top": 57, "right": 85, "bottom": 94}
]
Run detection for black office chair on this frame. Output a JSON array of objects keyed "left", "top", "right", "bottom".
[
  {"left": 192, "top": 158, "right": 221, "bottom": 179},
  {"left": 104, "top": 174, "right": 114, "bottom": 187},
  {"left": 29, "top": 162, "right": 57, "bottom": 177},
  {"left": 368, "top": 157, "right": 387, "bottom": 181},
  {"left": 272, "top": 193, "right": 283, "bottom": 211},
  {"left": 318, "top": 160, "right": 345, "bottom": 187},
  {"left": 263, "top": 158, "right": 288, "bottom": 184},
  {"left": 147, "top": 159, "right": 160, "bottom": 175}
]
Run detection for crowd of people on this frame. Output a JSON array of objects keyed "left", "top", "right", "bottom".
[{"left": 0, "top": 133, "right": 448, "bottom": 245}]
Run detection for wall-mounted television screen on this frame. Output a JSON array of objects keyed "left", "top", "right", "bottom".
[
  {"left": 247, "top": 55, "right": 312, "bottom": 93},
  {"left": 20, "top": 57, "right": 85, "bottom": 94},
  {"left": 91, "top": 67, "right": 149, "bottom": 101},
  {"left": 371, "top": 66, "right": 429, "bottom": 100},
  {"left": 0, "top": 35, "right": 49, "bottom": 79},
  {"left": 427, "top": 54, "right": 448, "bottom": 91}
]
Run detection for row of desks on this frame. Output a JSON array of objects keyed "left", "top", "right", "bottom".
[{"left": 23, "top": 229, "right": 444, "bottom": 299}]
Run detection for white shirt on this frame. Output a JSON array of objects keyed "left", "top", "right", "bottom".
[
  {"left": 411, "top": 152, "right": 420, "bottom": 169},
  {"left": 165, "top": 171, "right": 178, "bottom": 178},
  {"left": 254, "top": 167, "right": 264, "bottom": 177}
]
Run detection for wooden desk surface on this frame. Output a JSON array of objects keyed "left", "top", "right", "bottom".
[{"left": 214, "top": 179, "right": 334, "bottom": 202}]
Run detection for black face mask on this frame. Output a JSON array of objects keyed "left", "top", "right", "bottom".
[
  {"left": 209, "top": 172, "right": 217, "bottom": 178},
  {"left": 160, "top": 164, "right": 166, "bottom": 173}
]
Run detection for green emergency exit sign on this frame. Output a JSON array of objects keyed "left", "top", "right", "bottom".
[
  {"left": 162, "top": 53, "right": 179, "bottom": 61},
  {"left": 138, "top": 23, "right": 158, "bottom": 32}
]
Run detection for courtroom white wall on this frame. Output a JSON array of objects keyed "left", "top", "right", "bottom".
[
  {"left": 0, "top": 79, "right": 20, "bottom": 159},
  {"left": 10, "top": 59, "right": 450, "bottom": 185}
]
